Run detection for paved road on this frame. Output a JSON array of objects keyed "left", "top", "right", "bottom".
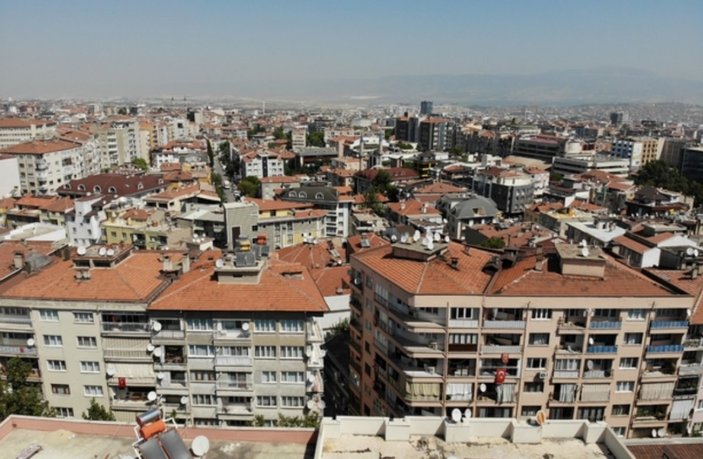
[{"left": 213, "top": 159, "right": 238, "bottom": 202}]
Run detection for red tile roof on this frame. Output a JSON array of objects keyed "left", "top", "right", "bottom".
[
  {"left": 244, "top": 198, "right": 313, "bottom": 212},
  {"left": 0, "top": 139, "right": 81, "bottom": 155},
  {"left": 0, "top": 118, "right": 56, "bottom": 128}
]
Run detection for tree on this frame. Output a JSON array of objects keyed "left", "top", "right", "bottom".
[
  {"left": 211, "top": 172, "right": 226, "bottom": 202},
  {"left": 363, "top": 189, "right": 384, "bottom": 215},
  {"left": 480, "top": 237, "right": 506, "bottom": 249},
  {"left": 131, "top": 157, "right": 149, "bottom": 172},
  {"left": 249, "top": 414, "right": 265, "bottom": 427},
  {"left": 238, "top": 176, "right": 261, "bottom": 198},
  {"left": 635, "top": 160, "right": 703, "bottom": 206},
  {"left": 82, "top": 398, "right": 115, "bottom": 421},
  {"left": 206, "top": 139, "right": 214, "bottom": 168},
  {"left": 275, "top": 412, "right": 320, "bottom": 428},
  {"left": 272, "top": 126, "right": 287, "bottom": 140},
  {"left": 307, "top": 131, "right": 325, "bottom": 147},
  {"left": 0, "top": 357, "right": 54, "bottom": 420},
  {"left": 396, "top": 141, "right": 413, "bottom": 150}
]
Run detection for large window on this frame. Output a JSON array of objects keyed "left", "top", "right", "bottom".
[
  {"left": 39, "top": 309, "right": 59, "bottom": 321},
  {"left": 255, "top": 346, "right": 276, "bottom": 358},
  {"left": 43, "top": 335, "right": 63, "bottom": 347},
  {"left": 531, "top": 309, "right": 552, "bottom": 320},
  {"left": 280, "top": 346, "right": 304, "bottom": 359},
  {"left": 192, "top": 394, "right": 215, "bottom": 405},
  {"left": 188, "top": 345, "right": 214, "bottom": 357},
  {"left": 254, "top": 320, "right": 276, "bottom": 333},
  {"left": 186, "top": 318, "right": 213, "bottom": 331},
  {"left": 256, "top": 395, "right": 277, "bottom": 407},
  {"left": 619, "top": 357, "right": 638, "bottom": 369},
  {"left": 80, "top": 361, "right": 100, "bottom": 373},
  {"left": 280, "top": 320, "right": 304, "bottom": 333},
  {"left": 261, "top": 371, "right": 277, "bottom": 383},
  {"left": 281, "top": 371, "right": 304, "bottom": 383},
  {"left": 51, "top": 384, "right": 70, "bottom": 395},
  {"left": 281, "top": 396, "right": 305, "bottom": 407},
  {"left": 73, "top": 312, "right": 94, "bottom": 323},
  {"left": 84, "top": 385, "right": 104, "bottom": 397},
  {"left": 527, "top": 358, "right": 547, "bottom": 369},
  {"left": 528, "top": 333, "right": 550, "bottom": 345},
  {"left": 47, "top": 360, "right": 67, "bottom": 372},
  {"left": 76, "top": 336, "right": 97, "bottom": 348}
]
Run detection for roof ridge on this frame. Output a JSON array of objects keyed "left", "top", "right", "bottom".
[{"left": 150, "top": 268, "right": 212, "bottom": 307}]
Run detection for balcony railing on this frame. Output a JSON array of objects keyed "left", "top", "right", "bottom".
[
  {"left": 0, "top": 315, "right": 31, "bottom": 325},
  {"left": 586, "top": 345, "right": 617, "bottom": 354},
  {"left": 683, "top": 338, "right": 703, "bottom": 349},
  {"left": 553, "top": 370, "right": 580, "bottom": 378},
  {"left": 152, "top": 329, "right": 185, "bottom": 340},
  {"left": 448, "top": 319, "right": 479, "bottom": 328},
  {"left": 583, "top": 370, "right": 612, "bottom": 379},
  {"left": 650, "top": 320, "right": 688, "bottom": 329},
  {"left": 215, "top": 356, "right": 252, "bottom": 366},
  {"left": 590, "top": 321, "right": 621, "bottom": 329},
  {"left": 482, "top": 345, "right": 521, "bottom": 354},
  {"left": 0, "top": 344, "right": 37, "bottom": 356},
  {"left": 217, "top": 381, "right": 253, "bottom": 391},
  {"left": 647, "top": 344, "right": 684, "bottom": 353},
  {"left": 483, "top": 320, "right": 525, "bottom": 329},
  {"left": 102, "top": 323, "right": 150, "bottom": 334}
]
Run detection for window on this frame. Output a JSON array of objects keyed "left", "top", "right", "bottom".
[
  {"left": 80, "top": 361, "right": 100, "bottom": 373},
  {"left": 281, "top": 371, "right": 304, "bottom": 383},
  {"left": 255, "top": 320, "right": 276, "bottom": 333},
  {"left": 280, "top": 346, "right": 303, "bottom": 359},
  {"left": 280, "top": 320, "right": 304, "bottom": 333},
  {"left": 524, "top": 381, "right": 544, "bottom": 392},
  {"left": 188, "top": 345, "right": 214, "bottom": 357},
  {"left": 218, "top": 346, "right": 250, "bottom": 356},
  {"left": 281, "top": 396, "right": 305, "bottom": 407},
  {"left": 527, "top": 358, "right": 547, "bottom": 369},
  {"left": 56, "top": 407, "right": 74, "bottom": 418},
  {"left": 531, "top": 309, "right": 552, "bottom": 320},
  {"left": 594, "top": 309, "right": 618, "bottom": 318},
  {"left": 555, "top": 359, "right": 580, "bottom": 371},
  {"left": 619, "top": 357, "right": 638, "bottom": 369},
  {"left": 255, "top": 346, "right": 276, "bottom": 358},
  {"left": 47, "top": 360, "right": 67, "bottom": 372},
  {"left": 628, "top": 309, "right": 646, "bottom": 320},
  {"left": 76, "top": 336, "right": 97, "bottom": 348},
  {"left": 521, "top": 406, "right": 540, "bottom": 417},
  {"left": 39, "top": 309, "right": 59, "bottom": 321},
  {"left": 450, "top": 308, "right": 478, "bottom": 320},
  {"left": 190, "top": 371, "right": 215, "bottom": 381},
  {"left": 186, "top": 318, "right": 213, "bottom": 331},
  {"left": 616, "top": 381, "right": 635, "bottom": 392},
  {"left": 613, "top": 427, "right": 626, "bottom": 437},
  {"left": 256, "top": 395, "right": 277, "bottom": 407},
  {"left": 612, "top": 405, "right": 630, "bottom": 416},
  {"left": 577, "top": 407, "right": 604, "bottom": 422},
  {"left": 449, "top": 333, "right": 478, "bottom": 344},
  {"left": 51, "top": 384, "right": 70, "bottom": 395},
  {"left": 43, "top": 335, "right": 63, "bottom": 347},
  {"left": 529, "top": 333, "right": 550, "bottom": 345},
  {"left": 624, "top": 333, "right": 643, "bottom": 345},
  {"left": 261, "top": 371, "right": 277, "bottom": 383},
  {"left": 192, "top": 394, "right": 215, "bottom": 405},
  {"left": 73, "top": 312, "right": 94, "bottom": 323},
  {"left": 84, "top": 385, "right": 104, "bottom": 397}
]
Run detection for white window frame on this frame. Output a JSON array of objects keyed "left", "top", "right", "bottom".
[
  {"left": 76, "top": 336, "right": 97, "bottom": 348},
  {"left": 254, "top": 319, "right": 276, "bottom": 333},
  {"left": 280, "top": 346, "right": 303, "bottom": 359},
  {"left": 47, "top": 360, "right": 67, "bottom": 372},
  {"left": 73, "top": 312, "right": 94, "bottom": 323},
  {"left": 39, "top": 309, "right": 59, "bottom": 321},
  {"left": 255, "top": 345, "right": 276, "bottom": 359},
  {"left": 84, "top": 385, "right": 104, "bottom": 397},
  {"left": 43, "top": 335, "right": 63, "bottom": 347},
  {"left": 80, "top": 361, "right": 100, "bottom": 373}
]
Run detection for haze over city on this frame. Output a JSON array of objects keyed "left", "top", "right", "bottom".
[{"left": 2, "top": 0, "right": 703, "bottom": 103}]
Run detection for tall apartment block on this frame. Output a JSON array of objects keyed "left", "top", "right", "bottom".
[
  {"left": 348, "top": 239, "right": 700, "bottom": 438},
  {"left": 0, "top": 239, "right": 327, "bottom": 426},
  {"left": 0, "top": 118, "right": 57, "bottom": 149}
]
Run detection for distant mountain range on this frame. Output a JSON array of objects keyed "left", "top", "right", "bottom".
[{"left": 236, "top": 68, "right": 703, "bottom": 106}]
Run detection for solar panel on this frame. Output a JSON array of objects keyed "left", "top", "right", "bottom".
[
  {"left": 160, "top": 428, "right": 192, "bottom": 459},
  {"left": 137, "top": 437, "right": 168, "bottom": 459}
]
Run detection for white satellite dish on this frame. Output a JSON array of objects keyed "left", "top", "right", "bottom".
[
  {"left": 106, "top": 365, "right": 116, "bottom": 376},
  {"left": 464, "top": 408, "right": 472, "bottom": 419},
  {"left": 98, "top": 247, "right": 107, "bottom": 256},
  {"left": 305, "top": 348, "right": 313, "bottom": 358},
  {"left": 77, "top": 246, "right": 87, "bottom": 256},
  {"left": 686, "top": 247, "right": 695, "bottom": 256},
  {"left": 588, "top": 337, "right": 594, "bottom": 345},
  {"left": 657, "top": 428, "right": 666, "bottom": 438},
  {"left": 215, "top": 259, "right": 224, "bottom": 268},
  {"left": 152, "top": 321, "right": 162, "bottom": 332},
  {"left": 451, "top": 408, "right": 462, "bottom": 423},
  {"left": 651, "top": 428, "right": 657, "bottom": 438},
  {"left": 400, "top": 234, "right": 408, "bottom": 244},
  {"left": 153, "top": 347, "right": 163, "bottom": 358},
  {"left": 421, "top": 236, "right": 429, "bottom": 247},
  {"left": 479, "top": 383, "right": 487, "bottom": 393},
  {"left": 306, "top": 400, "right": 315, "bottom": 410},
  {"left": 319, "top": 400, "right": 326, "bottom": 410},
  {"left": 695, "top": 249, "right": 700, "bottom": 257},
  {"left": 580, "top": 240, "right": 587, "bottom": 248},
  {"left": 241, "top": 322, "right": 250, "bottom": 332},
  {"left": 180, "top": 396, "right": 188, "bottom": 405},
  {"left": 191, "top": 436, "right": 210, "bottom": 457},
  {"left": 390, "top": 234, "right": 398, "bottom": 242},
  {"left": 146, "top": 343, "right": 155, "bottom": 352},
  {"left": 147, "top": 391, "right": 157, "bottom": 402},
  {"left": 307, "top": 374, "right": 316, "bottom": 383},
  {"left": 586, "top": 360, "right": 594, "bottom": 370},
  {"left": 106, "top": 248, "right": 115, "bottom": 257},
  {"left": 434, "top": 232, "right": 441, "bottom": 242},
  {"left": 26, "top": 338, "right": 35, "bottom": 347},
  {"left": 445, "top": 235, "right": 450, "bottom": 243},
  {"left": 156, "top": 372, "right": 165, "bottom": 380},
  {"left": 581, "top": 247, "right": 589, "bottom": 257},
  {"left": 427, "top": 239, "right": 434, "bottom": 250},
  {"left": 413, "top": 230, "right": 421, "bottom": 242}
]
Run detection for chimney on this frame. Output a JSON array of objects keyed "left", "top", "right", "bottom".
[
  {"left": 450, "top": 257, "right": 459, "bottom": 270},
  {"left": 163, "top": 255, "right": 173, "bottom": 272},
  {"left": 181, "top": 253, "right": 191, "bottom": 274},
  {"left": 13, "top": 252, "right": 25, "bottom": 270}
]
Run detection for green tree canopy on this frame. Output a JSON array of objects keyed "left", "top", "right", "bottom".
[
  {"left": 0, "top": 357, "right": 54, "bottom": 420},
  {"left": 238, "top": 176, "right": 261, "bottom": 198},
  {"left": 131, "top": 157, "right": 149, "bottom": 171},
  {"left": 272, "top": 126, "right": 287, "bottom": 140},
  {"left": 480, "top": 237, "right": 506, "bottom": 249},
  {"left": 82, "top": 398, "right": 115, "bottom": 421},
  {"left": 307, "top": 131, "right": 325, "bottom": 147},
  {"left": 206, "top": 139, "right": 214, "bottom": 167},
  {"left": 635, "top": 160, "right": 703, "bottom": 205}
]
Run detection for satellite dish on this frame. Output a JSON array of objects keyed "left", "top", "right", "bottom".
[
  {"left": 191, "top": 436, "right": 210, "bottom": 456},
  {"left": 390, "top": 234, "right": 398, "bottom": 242},
  {"left": 581, "top": 247, "right": 589, "bottom": 257},
  {"left": 146, "top": 343, "right": 155, "bottom": 352},
  {"left": 106, "top": 365, "right": 116, "bottom": 376},
  {"left": 180, "top": 396, "right": 188, "bottom": 405},
  {"left": 686, "top": 247, "right": 695, "bottom": 256},
  {"left": 451, "top": 408, "right": 462, "bottom": 423},
  {"left": 147, "top": 391, "right": 157, "bottom": 402},
  {"left": 657, "top": 428, "right": 666, "bottom": 438},
  {"left": 215, "top": 259, "right": 224, "bottom": 268},
  {"left": 427, "top": 239, "right": 434, "bottom": 250},
  {"left": 580, "top": 240, "right": 587, "bottom": 248},
  {"left": 305, "top": 348, "right": 313, "bottom": 358},
  {"left": 152, "top": 321, "right": 162, "bottom": 332},
  {"left": 106, "top": 248, "right": 115, "bottom": 257},
  {"left": 695, "top": 249, "right": 700, "bottom": 257},
  {"left": 464, "top": 408, "right": 472, "bottom": 419},
  {"left": 308, "top": 374, "right": 316, "bottom": 383},
  {"left": 77, "top": 246, "right": 87, "bottom": 256},
  {"left": 156, "top": 372, "right": 165, "bottom": 380},
  {"left": 319, "top": 400, "right": 326, "bottom": 410},
  {"left": 26, "top": 338, "right": 35, "bottom": 347},
  {"left": 421, "top": 236, "right": 429, "bottom": 247},
  {"left": 400, "top": 234, "right": 408, "bottom": 244},
  {"left": 434, "top": 232, "right": 441, "bottom": 242},
  {"left": 98, "top": 247, "right": 107, "bottom": 256},
  {"left": 306, "top": 400, "right": 315, "bottom": 410},
  {"left": 444, "top": 236, "right": 450, "bottom": 243},
  {"left": 588, "top": 337, "right": 594, "bottom": 345},
  {"left": 586, "top": 360, "right": 594, "bottom": 370},
  {"left": 687, "top": 309, "right": 692, "bottom": 318},
  {"left": 479, "top": 383, "right": 487, "bottom": 393},
  {"left": 651, "top": 428, "right": 658, "bottom": 438},
  {"left": 153, "top": 347, "right": 163, "bottom": 358},
  {"left": 241, "top": 322, "right": 250, "bottom": 332},
  {"left": 413, "top": 230, "right": 421, "bottom": 242}
]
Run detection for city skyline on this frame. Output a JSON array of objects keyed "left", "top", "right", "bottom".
[{"left": 1, "top": 0, "right": 702, "bottom": 101}]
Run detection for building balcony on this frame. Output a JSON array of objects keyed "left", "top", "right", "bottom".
[
  {"left": 0, "top": 344, "right": 37, "bottom": 357},
  {"left": 650, "top": 320, "right": 689, "bottom": 330},
  {"left": 214, "top": 356, "right": 252, "bottom": 367},
  {"left": 582, "top": 370, "right": 612, "bottom": 379},
  {"left": 101, "top": 322, "right": 150, "bottom": 336},
  {"left": 483, "top": 320, "right": 525, "bottom": 329},
  {"left": 679, "top": 363, "right": 703, "bottom": 376},
  {"left": 448, "top": 319, "right": 479, "bottom": 328},
  {"left": 216, "top": 381, "right": 253, "bottom": 393},
  {"left": 683, "top": 337, "right": 703, "bottom": 350},
  {"left": 0, "top": 315, "right": 32, "bottom": 327},
  {"left": 218, "top": 404, "right": 253, "bottom": 417},
  {"left": 557, "top": 322, "right": 587, "bottom": 334},
  {"left": 631, "top": 416, "right": 667, "bottom": 427},
  {"left": 111, "top": 396, "right": 153, "bottom": 411},
  {"left": 103, "top": 349, "right": 151, "bottom": 362},
  {"left": 646, "top": 344, "right": 684, "bottom": 354},
  {"left": 589, "top": 321, "right": 621, "bottom": 330},
  {"left": 481, "top": 345, "right": 521, "bottom": 354},
  {"left": 213, "top": 329, "right": 251, "bottom": 342},
  {"left": 586, "top": 345, "right": 618, "bottom": 354},
  {"left": 552, "top": 370, "right": 580, "bottom": 379},
  {"left": 151, "top": 329, "right": 185, "bottom": 342},
  {"left": 307, "top": 322, "right": 323, "bottom": 343}
]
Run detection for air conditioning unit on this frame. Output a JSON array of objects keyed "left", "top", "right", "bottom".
[
  {"left": 425, "top": 366, "right": 436, "bottom": 374},
  {"left": 537, "top": 371, "right": 548, "bottom": 380},
  {"left": 429, "top": 342, "right": 439, "bottom": 350}
]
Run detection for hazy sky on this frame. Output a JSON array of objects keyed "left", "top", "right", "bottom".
[{"left": 1, "top": 0, "right": 702, "bottom": 99}]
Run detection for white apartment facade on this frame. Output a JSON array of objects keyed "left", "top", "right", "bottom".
[{"left": 0, "top": 119, "right": 57, "bottom": 149}]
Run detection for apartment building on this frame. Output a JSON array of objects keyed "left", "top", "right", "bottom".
[
  {"left": 0, "top": 118, "right": 56, "bottom": 149},
  {"left": 418, "top": 117, "right": 455, "bottom": 152},
  {"left": 611, "top": 137, "right": 659, "bottom": 171},
  {"left": 471, "top": 167, "right": 534, "bottom": 216},
  {"left": 278, "top": 185, "right": 353, "bottom": 238},
  {"left": 0, "top": 139, "right": 98, "bottom": 195},
  {"left": 241, "top": 150, "right": 286, "bottom": 179},
  {"left": 0, "top": 241, "right": 327, "bottom": 427},
  {"left": 348, "top": 239, "right": 696, "bottom": 438},
  {"left": 90, "top": 119, "right": 144, "bottom": 169}
]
